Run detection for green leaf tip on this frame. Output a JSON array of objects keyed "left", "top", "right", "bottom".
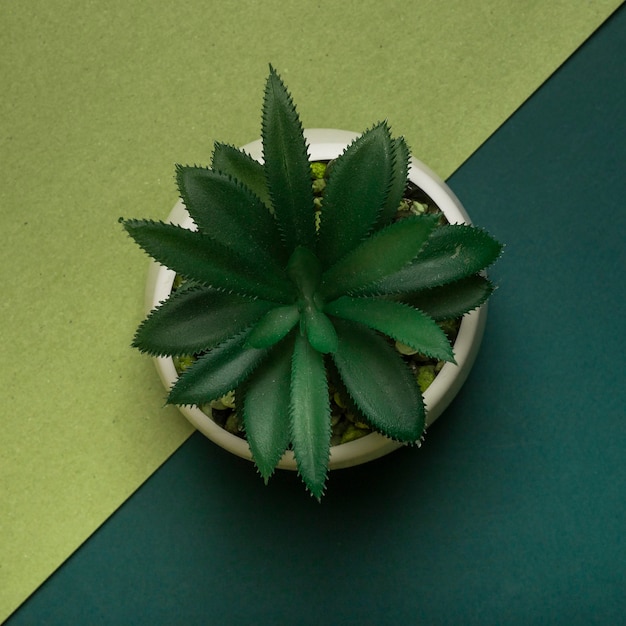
[
  {"left": 290, "top": 332, "right": 331, "bottom": 499},
  {"left": 331, "top": 319, "right": 425, "bottom": 443},
  {"left": 211, "top": 142, "right": 270, "bottom": 207},
  {"left": 247, "top": 305, "right": 299, "bottom": 349},
  {"left": 262, "top": 66, "right": 316, "bottom": 254},
  {"left": 371, "top": 224, "right": 503, "bottom": 294},
  {"left": 166, "top": 331, "right": 269, "bottom": 407},
  {"left": 120, "top": 65, "right": 503, "bottom": 499},
  {"left": 316, "top": 121, "right": 396, "bottom": 267},
  {"left": 242, "top": 337, "right": 293, "bottom": 482},
  {"left": 134, "top": 287, "right": 275, "bottom": 357}
]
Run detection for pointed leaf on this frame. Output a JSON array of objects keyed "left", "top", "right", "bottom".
[
  {"left": 176, "top": 165, "right": 287, "bottom": 266},
  {"left": 247, "top": 304, "right": 300, "bottom": 349},
  {"left": 241, "top": 336, "right": 294, "bottom": 481},
  {"left": 325, "top": 296, "right": 454, "bottom": 362},
  {"left": 400, "top": 275, "right": 495, "bottom": 320},
  {"left": 290, "top": 332, "right": 331, "bottom": 499},
  {"left": 368, "top": 224, "right": 503, "bottom": 294},
  {"left": 167, "top": 331, "right": 268, "bottom": 406},
  {"left": 121, "top": 219, "right": 293, "bottom": 303},
  {"left": 331, "top": 319, "right": 425, "bottom": 442},
  {"left": 316, "top": 123, "right": 394, "bottom": 267},
  {"left": 134, "top": 286, "right": 275, "bottom": 356},
  {"left": 262, "top": 66, "right": 316, "bottom": 252},
  {"left": 319, "top": 214, "right": 438, "bottom": 301},
  {"left": 211, "top": 142, "right": 270, "bottom": 206},
  {"left": 375, "top": 136, "right": 410, "bottom": 229}
]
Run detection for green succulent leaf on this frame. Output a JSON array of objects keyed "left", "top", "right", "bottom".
[
  {"left": 302, "top": 307, "right": 338, "bottom": 354},
  {"left": 247, "top": 304, "right": 300, "bottom": 349},
  {"left": 316, "top": 122, "right": 394, "bottom": 267},
  {"left": 400, "top": 275, "right": 495, "bottom": 320},
  {"left": 176, "top": 165, "right": 287, "bottom": 267},
  {"left": 121, "top": 219, "right": 293, "bottom": 303},
  {"left": 262, "top": 65, "right": 316, "bottom": 252},
  {"left": 319, "top": 214, "right": 438, "bottom": 301},
  {"left": 167, "top": 330, "right": 268, "bottom": 406},
  {"left": 375, "top": 136, "right": 410, "bottom": 229},
  {"left": 290, "top": 332, "right": 331, "bottom": 500},
  {"left": 367, "top": 224, "right": 503, "bottom": 294},
  {"left": 134, "top": 286, "right": 275, "bottom": 356},
  {"left": 325, "top": 296, "right": 454, "bottom": 362},
  {"left": 241, "top": 336, "right": 294, "bottom": 482},
  {"left": 211, "top": 142, "right": 270, "bottom": 206},
  {"left": 331, "top": 319, "right": 425, "bottom": 442}
]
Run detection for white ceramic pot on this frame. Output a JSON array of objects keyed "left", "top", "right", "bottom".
[{"left": 145, "top": 129, "right": 487, "bottom": 470}]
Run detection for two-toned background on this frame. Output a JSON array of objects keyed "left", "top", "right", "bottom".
[{"left": 2, "top": 2, "right": 625, "bottom": 623}]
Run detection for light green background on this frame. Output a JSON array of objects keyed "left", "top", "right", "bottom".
[{"left": 1, "top": 1, "right": 621, "bottom": 620}]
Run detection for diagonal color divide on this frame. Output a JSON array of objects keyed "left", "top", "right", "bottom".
[{"left": 0, "top": 0, "right": 622, "bottom": 620}]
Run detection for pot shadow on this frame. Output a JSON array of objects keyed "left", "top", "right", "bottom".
[{"left": 182, "top": 407, "right": 463, "bottom": 533}]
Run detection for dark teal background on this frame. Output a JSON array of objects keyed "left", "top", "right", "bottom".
[{"left": 8, "top": 5, "right": 626, "bottom": 624}]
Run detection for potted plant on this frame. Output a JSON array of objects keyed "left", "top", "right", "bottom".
[{"left": 121, "top": 66, "right": 502, "bottom": 499}]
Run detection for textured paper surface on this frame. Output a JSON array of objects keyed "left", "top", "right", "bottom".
[{"left": 0, "top": 0, "right": 621, "bottom": 620}]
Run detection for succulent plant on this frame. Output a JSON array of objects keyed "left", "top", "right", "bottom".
[{"left": 121, "top": 66, "right": 502, "bottom": 499}]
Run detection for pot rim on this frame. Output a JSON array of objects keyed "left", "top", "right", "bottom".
[{"left": 145, "top": 129, "right": 487, "bottom": 470}]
